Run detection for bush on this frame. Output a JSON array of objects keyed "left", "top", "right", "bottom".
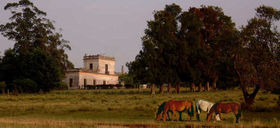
[
  {"left": 55, "top": 82, "right": 68, "bottom": 90},
  {"left": 13, "top": 78, "right": 38, "bottom": 93}
]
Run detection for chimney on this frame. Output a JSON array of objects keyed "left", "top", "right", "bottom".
[{"left": 121, "top": 65, "right": 125, "bottom": 74}]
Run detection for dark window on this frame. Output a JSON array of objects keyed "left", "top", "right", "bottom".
[
  {"left": 103, "top": 80, "right": 106, "bottom": 85},
  {"left": 105, "top": 64, "right": 109, "bottom": 74},
  {"left": 90, "top": 63, "right": 93, "bottom": 70},
  {"left": 69, "top": 78, "right": 73, "bottom": 87}
]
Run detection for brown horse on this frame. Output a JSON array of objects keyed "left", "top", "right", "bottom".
[
  {"left": 207, "top": 102, "right": 241, "bottom": 123},
  {"left": 163, "top": 100, "right": 194, "bottom": 121}
]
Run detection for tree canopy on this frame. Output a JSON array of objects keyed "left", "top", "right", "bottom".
[
  {"left": 128, "top": 4, "right": 280, "bottom": 107},
  {"left": 0, "top": 0, "right": 73, "bottom": 93}
]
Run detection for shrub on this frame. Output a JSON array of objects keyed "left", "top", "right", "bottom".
[
  {"left": 55, "top": 82, "right": 68, "bottom": 90},
  {"left": 13, "top": 78, "right": 38, "bottom": 93}
]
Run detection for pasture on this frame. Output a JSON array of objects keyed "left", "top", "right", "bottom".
[{"left": 0, "top": 88, "right": 279, "bottom": 128}]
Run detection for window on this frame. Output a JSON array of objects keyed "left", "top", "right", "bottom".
[
  {"left": 69, "top": 78, "right": 73, "bottom": 87},
  {"left": 105, "top": 64, "right": 109, "bottom": 74},
  {"left": 90, "top": 63, "right": 93, "bottom": 70},
  {"left": 103, "top": 80, "right": 106, "bottom": 85}
]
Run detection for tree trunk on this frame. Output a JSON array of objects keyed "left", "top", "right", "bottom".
[
  {"left": 206, "top": 81, "right": 210, "bottom": 91},
  {"left": 175, "top": 83, "right": 180, "bottom": 94},
  {"left": 191, "top": 83, "right": 195, "bottom": 92},
  {"left": 242, "top": 84, "right": 260, "bottom": 109},
  {"left": 198, "top": 83, "right": 203, "bottom": 92},
  {"left": 159, "top": 84, "right": 164, "bottom": 94},
  {"left": 167, "top": 83, "right": 172, "bottom": 94},
  {"left": 212, "top": 76, "right": 218, "bottom": 91},
  {"left": 150, "top": 84, "right": 155, "bottom": 95}
]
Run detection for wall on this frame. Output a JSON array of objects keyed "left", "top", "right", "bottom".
[
  {"left": 64, "top": 71, "right": 80, "bottom": 89},
  {"left": 78, "top": 72, "right": 119, "bottom": 88},
  {"left": 98, "top": 59, "right": 115, "bottom": 75}
]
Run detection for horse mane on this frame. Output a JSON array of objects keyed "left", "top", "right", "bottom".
[{"left": 156, "top": 102, "right": 166, "bottom": 115}]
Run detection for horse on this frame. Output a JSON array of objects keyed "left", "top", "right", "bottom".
[
  {"left": 163, "top": 100, "right": 194, "bottom": 121},
  {"left": 156, "top": 102, "right": 172, "bottom": 121},
  {"left": 206, "top": 102, "right": 241, "bottom": 123},
  {"left": 195, "top": 99, "right": 221, "bottom": 121}
]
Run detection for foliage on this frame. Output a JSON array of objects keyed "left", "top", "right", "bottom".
[
  {"left": 13, "top": 78, "right": 38, "bottom": 93},
  {"left": 0, "top": 0, "right": 73, "bottom": 92},
  {"left": 118, "top": 74, "right": 135, "bottom": 87},
  {"left": 128, "top": 4, "right": 239, "bottom": 90},
  {"left": 1, "top": 48, "right": 63, "bottom": 92},
  {"left": 234, "top": 5, "right": 280, "bottom": 107}
]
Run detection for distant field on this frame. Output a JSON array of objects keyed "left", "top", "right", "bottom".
[{"left": 0, "top": 88, "right": 279, "bottom": 128}]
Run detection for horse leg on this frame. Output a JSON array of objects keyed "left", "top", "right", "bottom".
[
  {"left": 173, "top": 110, "right": 178, "bottom": 121},
  {"left": 218, "top": 111, "right": 222, "bottom": 121},
  {"left": 206, "top": 112, "right": 213, "bottom": 122},
  {"left": 163, "top": 106, "right": 169, "bottom": 121},
  {"left": 235, "top": 109, "right": 241, "bottom": 123},
  {"left": 167, "top": 111, "right": 171, "bottom": 121},
  {"left": 179, "top": 112, "right": 183, "bottom": 121}
]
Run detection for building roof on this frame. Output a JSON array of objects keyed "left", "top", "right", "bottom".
[{"left": 83, "top": 54, "right": 115, "bottom": 61}]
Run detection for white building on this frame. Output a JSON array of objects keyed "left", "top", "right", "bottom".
[{"left": 64, "top": 54, "right": 119, "bottom": 89}]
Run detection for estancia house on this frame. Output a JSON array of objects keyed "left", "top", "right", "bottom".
[{"left": 64, "top": 54, "right": 119, "bottom": 89}]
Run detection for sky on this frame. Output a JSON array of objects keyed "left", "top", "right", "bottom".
[{"left": 0, "top": 0, "right": 280, "bottom": 72}]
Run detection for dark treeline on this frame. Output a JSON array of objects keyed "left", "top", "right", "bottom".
[
  {"left": 0, "top": 0, "right": 73, "bottom": 93},
  {"left": 127, "top": 4, "right": 280, "bottom": 108}
]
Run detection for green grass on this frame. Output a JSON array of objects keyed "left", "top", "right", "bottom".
[{"left": 0, "top": 88, "right": 279, "bottom": 127}]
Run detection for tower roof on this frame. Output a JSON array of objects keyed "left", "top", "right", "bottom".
[{"left": 83, "top": 54, "right": 115, "bottom": 61}]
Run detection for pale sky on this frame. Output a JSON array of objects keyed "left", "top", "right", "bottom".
[{"left": 0, "top": 0, "right": 280, "bottom": 72}]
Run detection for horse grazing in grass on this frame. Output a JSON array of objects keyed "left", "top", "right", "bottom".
[
  {"left": 163, "top": 100, "right": 194, "bottom": 121},
  {"left": 156, "top": 102, "right": 172, "bottom": 121},
  {"left": 195, "top": 99, "right": 220, "bottom": 121},
  {"left": 207, "top": 102, "right": 241, "bottom": 123}
]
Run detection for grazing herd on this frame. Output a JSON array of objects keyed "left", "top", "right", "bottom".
[{"left": 156, "top": 99, "right": 241, "bottom": 123}]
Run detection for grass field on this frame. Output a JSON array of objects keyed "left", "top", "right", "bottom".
[{"left": 0, "top": 88, "right": 279, "bottom": 128}]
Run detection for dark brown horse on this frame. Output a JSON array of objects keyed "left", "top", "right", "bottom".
[
  {"left": 163, "top": 100, "right": 194, "bottom": 121},
  {"left": 207, "top": 102, "right": 241, "bottom": 123}
]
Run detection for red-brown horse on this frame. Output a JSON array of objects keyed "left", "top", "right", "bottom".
[
  {"left": 163, "top": 100, "right": 194, "bottom": 121},
  {"left": 207, "top": 102, "right": 241, "bottom": 123}
]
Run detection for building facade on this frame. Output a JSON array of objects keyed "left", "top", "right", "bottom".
[{"left": 64, "top": 54, "right": 119, "bottom": 89}]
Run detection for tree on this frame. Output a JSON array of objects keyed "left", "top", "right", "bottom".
[
  {"left": 0, "top": 0, "right": 73, "bottom": 92},
  {"left": 119, "top": 74, "right": 135, "bottom": 87},
  {"left": 234, "top": 5, "right": 280, "bottom": 108},
  {"left": 128, "top": 4, "right": 238, "bottom": 94},
  {"left": 0, "top": 81, "right": 6, "bottom": 94}
]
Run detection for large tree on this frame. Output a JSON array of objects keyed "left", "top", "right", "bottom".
[
  {"left": 0, "top": 0, "right": 73, "bottom": 92},
  {"left": 234, "top": 5, "right": 280, "bottom": 108},
  {"left": 128, "top": 4, "right": 238, "bottom": 94}
]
